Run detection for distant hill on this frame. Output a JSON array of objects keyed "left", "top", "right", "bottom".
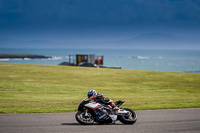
[
  {"left": 130, "top": 32, "right": 180, "bottom": 42},
  {"left": 110, "top": 32, "right": 199, "bottom": 49}
]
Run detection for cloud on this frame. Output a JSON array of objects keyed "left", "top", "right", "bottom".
[
  {"left": 1, "top": 0, "right": 200, "bottom": 26},
  {"left": 0, "top": 0, "right": 200, "bottom": 49}
]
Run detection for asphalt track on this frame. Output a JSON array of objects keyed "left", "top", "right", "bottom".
[{"left": 0, "top": 108, "right": 200, "bottom": 133}]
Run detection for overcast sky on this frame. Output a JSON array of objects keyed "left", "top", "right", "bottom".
[{"left": 0, "top": 0, "right": 200, "bottom": 49}]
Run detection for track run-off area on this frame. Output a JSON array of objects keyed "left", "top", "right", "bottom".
[{"left": 0, "top": 108, "right": 200, "bottom": 133}]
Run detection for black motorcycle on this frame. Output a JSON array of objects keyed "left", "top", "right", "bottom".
[{"left": 75, "top": 98, "right": 137, "bottom": 125}]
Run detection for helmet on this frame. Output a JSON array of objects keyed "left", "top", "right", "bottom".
[{"left": 87, "top": 90, "right": 97, "bottom": 98}]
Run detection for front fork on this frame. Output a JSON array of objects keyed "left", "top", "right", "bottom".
[{"left": 84, "top": 108, "right": 89, "bottom": 116}]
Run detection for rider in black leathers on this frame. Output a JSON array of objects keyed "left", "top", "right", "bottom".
[{"left": 87, "top": 90, "right": 118, "bottom": 109}]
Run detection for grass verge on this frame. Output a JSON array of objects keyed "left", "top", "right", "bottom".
[{"left": 0, "top": 62, "right": 200, "bottom": 113}]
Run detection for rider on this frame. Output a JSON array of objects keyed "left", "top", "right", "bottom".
[{"left": 87, "top": 90, "right": 119, "bottom": 109}]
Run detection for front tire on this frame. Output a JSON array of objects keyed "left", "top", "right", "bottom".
[
  {"left": 119, "top": 108, "right": 137, "bottom": 124},
  {"left": 75, "top": 111, "right": 94, "bottom": 125}
]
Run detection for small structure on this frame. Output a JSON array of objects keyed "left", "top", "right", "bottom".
[{"left": 66, "top": 54, "right": 103, "bottom": 67}]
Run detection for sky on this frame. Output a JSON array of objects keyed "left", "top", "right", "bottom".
[{"left": 0, "top": 0, "right": 200, "bottom": 49}]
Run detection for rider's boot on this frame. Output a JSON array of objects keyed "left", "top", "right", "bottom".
[{"left": 113, "top": 106, "right": 119, "bottom": 115}]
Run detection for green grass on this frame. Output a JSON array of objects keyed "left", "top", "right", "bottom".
[{"left": 0, "top": 62, "right": 200, "bottom": 113}]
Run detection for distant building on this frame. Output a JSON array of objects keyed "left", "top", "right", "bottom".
[{"left": 67, "top": 54, "right": 103, "bottom": 67}]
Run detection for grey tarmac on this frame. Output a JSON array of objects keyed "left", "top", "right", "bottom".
[{"left": 0, "top": 108, "right": 200, "bottom": 133}]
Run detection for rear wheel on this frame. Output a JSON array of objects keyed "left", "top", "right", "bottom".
[
  {"left": 119, "top": 108, "right": 137, "bottom": 124},
  {"left": 75, "top": 111, "right": 94, "bottom": 125}
]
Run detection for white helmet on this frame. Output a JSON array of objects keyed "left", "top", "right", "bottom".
[{"left": 87, "top": 90, "right": 97, "bottom": 98}]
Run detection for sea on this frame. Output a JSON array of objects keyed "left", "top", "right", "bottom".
[{"left": 0, "top": 48, "right": 200, "bottom": 73}]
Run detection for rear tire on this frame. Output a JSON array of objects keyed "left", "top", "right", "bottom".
[
  {"left": 75, "top": 111, "right": 94, "bottom": 125},
  {"left": 119, "top": 108, "right": 137, "bottom": 124}
]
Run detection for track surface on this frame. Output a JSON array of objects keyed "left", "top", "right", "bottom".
[{"left": 0, "top": 108, "right": 200, "bottom": 133}]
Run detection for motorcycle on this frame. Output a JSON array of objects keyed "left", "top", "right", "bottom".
[{"left": 75, "top": 98, "right": 137, "bottom": 125}]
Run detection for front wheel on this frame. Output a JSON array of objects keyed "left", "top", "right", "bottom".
[
  {"left": 118, "top": 108, "right": 137, "bottom": 124},
  {"left": 75, "top": 111, "right": 94, "bottom": 125}
]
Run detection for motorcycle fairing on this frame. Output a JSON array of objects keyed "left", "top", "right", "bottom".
[
  {"left": 85, "top": 102, "right": 100, "bottom": 110},
  {"left": 118, "top": 109, "right": 129, "bottom": 114},
  {"left": 109, "top": 115, "right": 117, "bottom": 121}
]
